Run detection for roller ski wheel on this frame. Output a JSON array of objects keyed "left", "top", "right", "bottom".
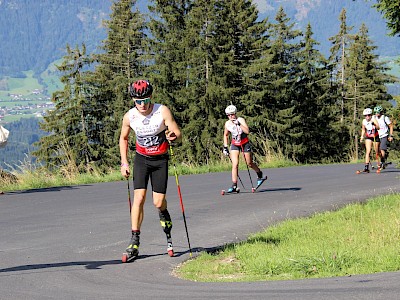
[
  {"left": 122, "top": 241, "right": 139, "bottom": 263},
  {"left": 121, "top": 251, "right": 137, "bottom": 263},
  {"left": 356, "top": 169, "right": 369, "bottom": 174},
  {"left": 167, "top": 248, "right": 174, "bottom": 257},
  {"left": 252, "top": 187, "right": 255, "bottom": 193},
  {"left": 167, "top": 241, "right": 174, "bottom": 257}
]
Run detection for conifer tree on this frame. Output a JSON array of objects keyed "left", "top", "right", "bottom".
[
  {"left": 90, "top": 0, "right": 147, "bottom": 166},
  {"left": 294, "top": 23, "right": 338, "bottom": 162},
  {"left": 245, "top": 7, "right": 303, "bottom": 161},
  {"left": 34, "top": 44, "right": 94, "bottom": 170},
  {"left": 148, "top": 0, "right": 266, "bottom": 163},
  {"left": 190, "top": 0, "right": 266, "bottom": 162},
  {"left": 328, "top": 8, "right": 354, "bottom": 125},
  {"left": 345, "top": 23, "right": 395, "bottom": 159}
]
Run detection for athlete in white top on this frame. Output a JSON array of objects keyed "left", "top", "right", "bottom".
[
  {"left": 223, "top": 104, "right": 266, "bottom": 192},
  {"left": 119, "top": 80, "right": 181, "bottom": 259},
  {"left": 373, "top": 105, "right": 394, "bottom": 169},
  {"left": 360, "top": 108, "right": 380, "bottom": 173}
]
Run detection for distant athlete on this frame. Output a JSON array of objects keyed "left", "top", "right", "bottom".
[
  {"left": 373, "top": 105, "right": 394, "bottom": 171},
  {"left": 359, "top": 108, "right": 380, "bottom": 173},
  {"left": 223, "top": 105, "right": 266, "bottom": 192}
]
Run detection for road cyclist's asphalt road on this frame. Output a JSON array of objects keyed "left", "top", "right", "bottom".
[{"left": 1, "top": 163, "right": 400, "bottom": 300}]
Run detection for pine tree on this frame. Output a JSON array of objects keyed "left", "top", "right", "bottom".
[
  {"left": 148, "top": 0, "right": 266, "bottom": 163},
  {"left": 245, "top": 7, "right": 303, "bottom": 161},
  {"left": 294, "top": 23, "right": 338, "bottom": 162},
  {"left": 34, "top": 44, "right": 94, "bottom": 170},
  {"left": 345, "top": 23, "right": 395, "bottom": 159},
  {"left": 147, "top": 0, "right": 194, "bottom": 162},
  {"left": 90, "top": 0, "right": 147, "bottom": 166},
  {"left": 328, "top": 8, "right": 354, "bottom": 125},
  {"left": 374, "top": 0, "right": 400, "bottom": 36}
]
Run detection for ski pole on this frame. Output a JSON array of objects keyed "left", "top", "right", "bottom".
[
  {"left": 227, "top": 155, "right": 246, "bottom": 190},
  {"left": 127, "top": 177, "right": 132, "bottom": 214},
  {"left": 169, "top": 142, "right": 193, "bottom": 257},
  {"left": 237, "top": 125, "right": 255, "bottom": 191}
]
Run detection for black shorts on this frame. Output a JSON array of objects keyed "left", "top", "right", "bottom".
[
  {"left": 230, "top": 142, "right": 251, "bottom": 152},
  {"left": 134, "top": 153, "right": 169, "bottom": 194},
  {"left": 365, "top": 136, "right": 380, "bottom": 142}
]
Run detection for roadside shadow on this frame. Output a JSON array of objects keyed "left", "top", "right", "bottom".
[
  {"left": 256, "top": 187, "right": 302, "bottom": 193},
  {"left": 233, "top": 187, "right": 302, "bottom": 194},
  {"left": 4, "top": 185, "right": 92, "bottom": 194},
  {"left": 0, "top": 253, "right": 166, "bottom": 274}
]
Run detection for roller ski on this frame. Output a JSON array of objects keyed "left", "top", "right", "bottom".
[
  {"left": 356, "top": 164, "right": 370, "bottom": 174},
  {"left": 221, "top": 184, "right": 240, "bottom": 195},
  {"left": 122, "top": 231, "right": 140, "bottom": 263},
  {"left": 376, "top": 161, "right": 392, "bottom": 173},
  {"left": 253, "top": 176, "right": 268, "bottom": 192}
]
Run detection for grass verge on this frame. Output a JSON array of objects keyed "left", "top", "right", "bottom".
[
  {"left": 175, "top": 193, "right": 400, "bottom": 282},
  {"left": 0, "top": 157, "right": 297, "bottom": 192}
]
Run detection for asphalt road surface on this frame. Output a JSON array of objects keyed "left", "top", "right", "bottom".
[{"left": 1, "top": 163, "right": 400, "bottom": 299}]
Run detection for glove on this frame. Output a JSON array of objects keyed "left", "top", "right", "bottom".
[
  {"left": 233, "top": 119, "right": 240, "bottom": 126},
  {"left": 223, "top": 146, "right": 229, "bottom": 156}
]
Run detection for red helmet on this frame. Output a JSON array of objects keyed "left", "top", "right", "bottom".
[{"left": 129, "top": 80, "right": 153, "bottom": 99}]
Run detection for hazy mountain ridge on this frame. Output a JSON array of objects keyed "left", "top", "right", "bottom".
[
  {"left": 0, "top": 0, "right": 398, "bottom": 77},
  {"left": 253, "top": 0, "right": 400, "bottom": 56},
  {"left": 0, "top": 0, "right": 111, "bottom": 76}
]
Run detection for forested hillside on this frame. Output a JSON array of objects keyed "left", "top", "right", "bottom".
[
  {"left": 0, "top": 0, "right": 399, "bottom": 79},
  {"left": 254, "top": 0, "right": 400, "bottom": 56},
  {"left": 0, "top": 118, "right": 46, "bottom": 170},
  {"left": 0, "top": 0, "right": 399, "bottom": 172},
  {"left": 0, "top": 0, "right": 110, "bottom": 77}
]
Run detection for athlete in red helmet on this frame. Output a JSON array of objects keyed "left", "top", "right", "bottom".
[{"left": 119, "top": 80, "right": 181, "bottom": 260}]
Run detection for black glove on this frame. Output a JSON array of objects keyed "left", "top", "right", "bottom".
[{"left": 223, "top": 146, "right": 229, "bottom": 156}]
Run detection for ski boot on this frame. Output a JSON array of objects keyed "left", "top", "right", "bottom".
[
  {"left": 122, "top": 231, "right": 140, "bottom": 263},
  {"left": 221, "top": 184, "right": 240, "bottom": 195},
  {"left": 159, "top": 209, "right": 174, "bottom": 257},
  {"left": 253, "top": 172, "right": 267, "bottom": 192},
  {"left": 356, "top": 165, "right": 370, "bottom": 174}
]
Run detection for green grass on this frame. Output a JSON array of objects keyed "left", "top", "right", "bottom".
[
  {"left": 0, "top": 157, "right": 297, "bottom": 193},
  {"left": 176, "top": 194, "right": 400, "bottom": 282},
  {"left": 0, "top": 65, "right": 62, "bottom": 102}
]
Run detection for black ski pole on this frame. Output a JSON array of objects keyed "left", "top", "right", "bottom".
[
  {"left": 169, "top": 142, "right": 192, "bottom": 257},
  {"left": 237, "top": 125, "right": 255, "bottom": 191},
  {"left": 227, "top": 155, "right": 246, "bottom": 190},
  {"left": 127, "top": 177, "right": 132, "bottom": 214}
]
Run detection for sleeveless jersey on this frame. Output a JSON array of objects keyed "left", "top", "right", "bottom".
[
  {"left": 375, "top": 115, "right": 391, "bottom": 138},
  {"left": 362, "top": 118, "right": 378, "bottom": 138},
  {"left": 129, "top": 103, "right": 169, "bottom": 156},
  {"left": 226, "top": 120, "right": 249, "bottom": 146}
]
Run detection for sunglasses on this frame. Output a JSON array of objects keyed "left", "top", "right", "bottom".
[
  {"left": 365, "top": 114, "right": 372, "bottom": 117},
  {"left": 226, "top": 113, "right": 235, "bottom": 116},
  {"left": 135, "top": 98, "right": 151, "bottom": 105}
]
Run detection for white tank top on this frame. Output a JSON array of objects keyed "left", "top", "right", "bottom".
[
  {"left": 128, "top": 103, "right": 169, "bottom": 156},
  {"left": 375, "top": 115, "right": 391, "bottom": 138}
]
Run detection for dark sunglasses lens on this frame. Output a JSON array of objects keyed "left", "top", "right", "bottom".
[{"left": 135, "top": 98, "right": 150, "bottom": 105}]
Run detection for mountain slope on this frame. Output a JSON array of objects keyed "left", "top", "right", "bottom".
[
  {"left": 253, "top": 0, "right": 400, "bottom": 56},
  {"left": 0, "top": 0, "right": 110, "bottom": 76}
]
